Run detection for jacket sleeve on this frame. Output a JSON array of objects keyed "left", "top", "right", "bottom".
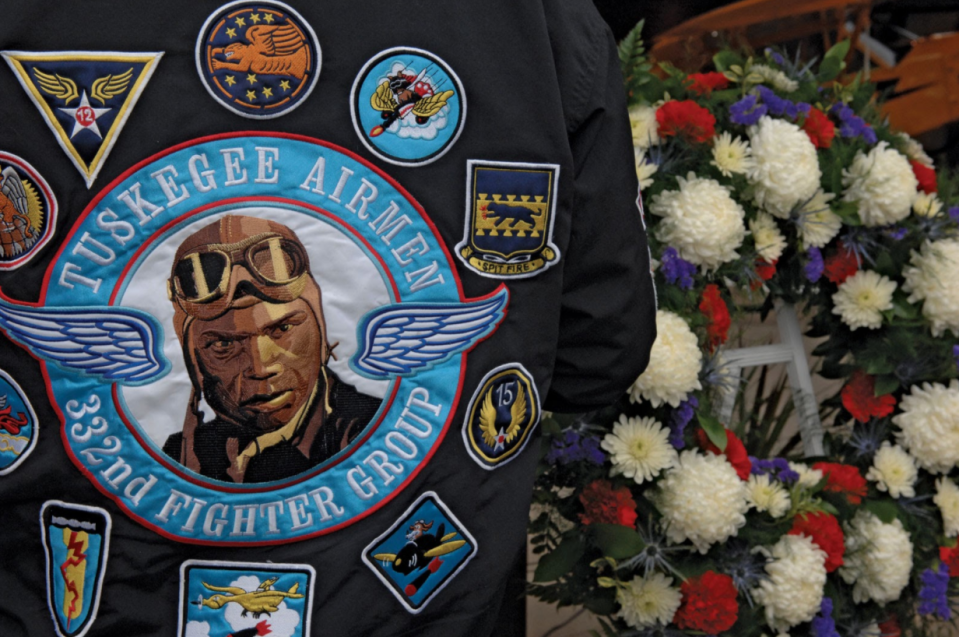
[{"left": 544, "top": 3, "right": 657, "bottom": 412}]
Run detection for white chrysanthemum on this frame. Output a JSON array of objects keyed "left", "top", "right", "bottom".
[
  {"left": 634, "top": 148, "right": 658, "bottom": 190},
  {"left": 893, "top": 380, "right": 959, "bottom": 473},
  {"left": 602, "top": 414, "right": 678, "bottom": 484},
  {"left": 752, "top": 534, "right": 827, "bottom": 631},
  {"left": 650, "top": 173, "right": 746, "bottom": 269},
  {"left": 831, "top": 270, "right": 896, "bottom": 330},
  {"left": 750, "top": 213, "right": 787, "bottom": 263},
  {"left": 797, "top": 191, "right": 842, "bottom": 248},
  {"left": 629, "top": 310, "right": 703, "bottom": 408},
  {"left": 615, "top": 573, "right": 682, "bottom": 629},
  {"left": 653, "top": 451, "right": 749, "bottom": 553},
  {"left": 629, "top": 104, "right": 660, "bottom": 150},
  {"left": 897, "top": 132, "right": 934, "bottom": 168},
  {"left": 865, "top": 442, "right": 917, "bottom": 498},
  {"left": 746, "top": 474, "right": 791, "bottom": 518},
  {"left": 902, "top": 238, "right": 959, "bottom": 337},
  {"left": 913, "top": 192, "right": 943, "bottom": 218},
  {"left": 747, "top": 117, "right": 821, "bottom": 218},
  {"left": 711, "top": 131, "right": 755, "bottom": 178},
  {"left": 935, "top": 478, "right": 959, "bottom": 537},
  {"left": 789, "top": 462, "right": 824, "bottom": 488},
  {"left": 842, "top": 142, "right": 918, "bottom": 226},
  {"left": 752, "top": 63, "right": 800, "bottom": 92},
  {"left": 840, "top": 510, "right": 913, "bottom": 605}
]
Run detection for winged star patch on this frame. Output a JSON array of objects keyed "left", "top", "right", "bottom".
[
  {"left": 462, "top": 363, "right": 540, "bottom": 469},
  {"left": 2, "top": 51, "right": 162, "bottom": 188},
  {"left": 0, "top": 133, "right": 508, "bottom": 545},
  {"left": 351, "top": 47, "right": 466, "bottom": 167},
  {"left": 456, "top": 160, "right": 560, "bottom": 278}
]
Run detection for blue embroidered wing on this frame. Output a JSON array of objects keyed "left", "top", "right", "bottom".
[
  {"left": 0, "top": 300, "right": 170, "bottom": 385},
  {"left": 352, "top": 288, "right": 508, "bottom": 378}
]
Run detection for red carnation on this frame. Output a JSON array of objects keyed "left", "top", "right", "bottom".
[
  {"left": 823, "top": 242, "right": 859, "bottom": 284},
  {"left": 687, "top": 72, "right": 729, "bottom": 96},
  {"left": 789, "top": 511, "right": 845, "bottom": 572},
  {"left": 911, "top": 160, "right": 937, "bottom": 194},
  {"left": 673, "top": 571, "right": 739, "bottom": 633},
  {"left": 755, "top": 258, "right": 777, "bottom": 281},
  {"left": 940, "top": 545, "right": 959, "bottom": 575},
  {"left": 878, "top": 616, "right": 901, "bottom": 637},
  {"left": 656, "top": 100, "right": 716, "bottom": 144},
  {"left": 696, "top": 428, "right": 752, "bottom": 481},
  {"left": 841, "top": 369, "right": 897, "bottom": 423},
  {"left": 802, "top": 107, "right": 836, "bottom": 149},
  {"left": 579, "top": 480, "right": 638, "bottom": 528},
  {"left": 812, "top": 462, "right": 868, "bottom": 505},
  {"left": 699, "top": 283, "right": 731, "bottom": 351}
]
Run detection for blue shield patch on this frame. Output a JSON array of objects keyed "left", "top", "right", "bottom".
[
  {"left": 2, "top": 51, "right": 163, "bottom": 187},
  {"left": 456, "top": 160, "right": 561, "bottom": 278},
  {"left": 178, "top": 560, "right": 315, "bottom": 637},
  {"left": 41, "top": 501, "right": 112, "bottom": 637},
  {"left": 0, "top": 368, "right": 38, "bottom": 475},
  {"left": 362, "top": 491, "right": 477, "bottom": 613}
]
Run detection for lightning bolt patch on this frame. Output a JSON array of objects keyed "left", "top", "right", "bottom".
[{"left": 42, "top": 501, "right": 112, "bottom": 637}]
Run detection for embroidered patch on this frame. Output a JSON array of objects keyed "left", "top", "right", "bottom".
[
  {"left": 196, "top": 1, "right": 321, "bottom": 119},
  {"left": 456, "top": 160, "right": 560, "bottom": 279},
  {"left": 362, "top": 491, "right": 476, "bottom": 613},
  {"left": 0, "top": 151, "right": 58, "bottom": 271},
  {"left": 178, "top": 560, "right": 315, "bottom": 637},
  {"left": 0, "top": 133, "right": 508, "bottom": 545},
  {"left": 0, "top": 368, "right": 38, "bottom": 475},
  {"left": 350, "top": 47, "right": 466, "bottom": 167},
  {"left": 41, "top": 501, "right": 112, "bottom": 637},
  {"left": 2, "top": 51, "right": 163, "bottom": 188},
  {"left": 462, "top": 363, "right": 540, "bottom": 470}
]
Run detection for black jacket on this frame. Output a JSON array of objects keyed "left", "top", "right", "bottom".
[{"left": 0, "top": 1, "right": 656, "bottom": 635}]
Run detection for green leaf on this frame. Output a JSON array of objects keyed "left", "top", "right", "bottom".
[
  {"left": 874, "top": 375, "right": 900, "bottom": 396},
  {"left": 591, "top": 523, "right": 646, "bottom": 559},
  {"left": 818, "top": 500, "right": 840, "bottom": 515},
  {"left": 533, "top": 536, "right": 585, "bottom": 582},
  {"left": 864, "top": 499, "right": 899, "bottom": 524},
  {"left": 824, "top": 39, "right": 852, "bottom": 64},
  {"left": 712, "top": 50, "right": 743, "bottom": 73},
  {"left": 585, "top": 595, "right": 618, "bottom": 616},
  {"left": 698, "top": 412, "right": 728, "bottom": 451},
  {"left": 818, "top": 57, "right": 843, "bottom": 82},
  {"left": 596, "top": 577, "right": 618, "bottom": 589}
]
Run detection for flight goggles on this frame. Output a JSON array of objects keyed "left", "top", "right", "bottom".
[{"left": 168, "top": 233, "right": 310, "bottom": 319}]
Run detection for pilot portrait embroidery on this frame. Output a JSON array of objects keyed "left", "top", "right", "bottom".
[
  {"left": 179, "top": 560, "right": 315, "bottom": 637},
  {"left": 0, "top": 133, "right": 507, "bottom": 544},
  {"left": 351, "top": 47, "right": 466, "bottom": 167},
  {"left": 456, "top": 160, "right": 561, "bottom": 279},
  {"left": 196, "top": 1, "right": 321, "bottom": 119},
  {"left": 462, "top": 363, "right": 540, "bottom": 470},
  {"left": 0, "top": 368, "right": 38, "bottom": 475},
  {"left": 2, "top": 51, "right": 163, "bottom": 188},
  {"left": 362, "top": 491, "right": 476, "bottom": 613},
  {"left": 0, "top": 150, "right": 58, "bottom": 270},
  {"left": 41, "top": 501, "right": 112, "bottom": 637}
]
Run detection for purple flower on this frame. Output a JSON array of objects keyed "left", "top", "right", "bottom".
[
  {"left": 730, "top": 94, "right": 767, "bottom": 126},
  {"left": 918, "top": 564, "right": 951, "bottom": 619},
  {"left": 885, "top": 226, "right": 908, "bottom": 241},
  {"left": 811, "top": 598, "right": 841, "bottom": 637},
  {"left": 831, "top": 102, "right": 876, "bottom": 144},
  {"left": 668, "top": 396, "right": 698, "bottom": 449},
  {"left": 804, "top": 247, "right": 824, "bottom": 283},
  {"left": 953, "top": 344, "right": 959, "bottom": 373},
  {"left": 949, "top": 206, "right": 959, "bottom": 224},
  {"left": 660, "top": 247, "right": 697, "bottom": 289},
  {"left": 546, "top": 430, "right": 605, "bottom": 466},
  {"left": 749, "top": 457, "right": 799, "bottom": 482},
  {"left": 771, "top": 52, "right": 786, "bottom": 66}
]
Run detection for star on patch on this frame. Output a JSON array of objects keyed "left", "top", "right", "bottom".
[{"left": 1, "top": 51, "right": 163, "bottom": 188}]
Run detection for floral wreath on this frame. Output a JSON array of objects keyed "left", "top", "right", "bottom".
[{"left": 530, "top": 25, "right": 959, "bottom": 637}]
